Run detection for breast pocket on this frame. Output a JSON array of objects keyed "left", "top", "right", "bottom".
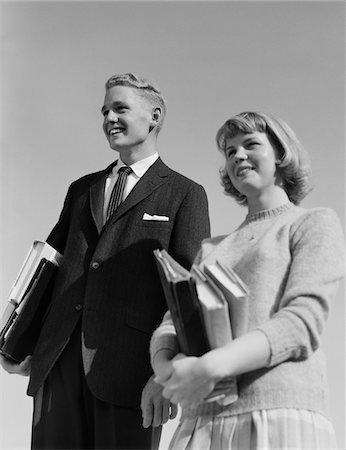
[{"left": 141, "top": 220, "right": 173, "bottom": 229}]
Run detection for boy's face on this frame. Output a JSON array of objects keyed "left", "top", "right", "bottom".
[{"left": 102, "top": 85, "right": 154, "bottom": 151}]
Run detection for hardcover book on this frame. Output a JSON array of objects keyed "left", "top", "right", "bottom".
[
  {"left": 154, "top": 249, "right": 210, "bottom": 357},
  {"left": 204, "top": 261, "right": 249, "bottom": 338},
  {"left": 192, "top": 264, "right": 238, "bottom": 405},
  {"left": 192, "top": 265, "right": 233, "bottom": 348},
  {"left": 0, "top": 240, "right": 62, "bottom": 362}
]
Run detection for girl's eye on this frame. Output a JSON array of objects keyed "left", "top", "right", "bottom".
[
  {"left": 247, "top": 141, "right": 260, "bottom": 149},
  {"left": 226, "top": 149, "right": 235, "bottom": 158}
]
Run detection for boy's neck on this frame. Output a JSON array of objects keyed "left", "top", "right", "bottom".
[{"left": 117, "top": 141, "right": 158, "bottom": 166}]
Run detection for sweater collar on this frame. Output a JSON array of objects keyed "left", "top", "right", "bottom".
[{"left": 245, "top": 202, "right": 295, "bottom": 223}]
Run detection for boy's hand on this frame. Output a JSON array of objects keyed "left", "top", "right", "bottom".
[{"left": 0, "top": 354, "right": 32, "bottom": 376}]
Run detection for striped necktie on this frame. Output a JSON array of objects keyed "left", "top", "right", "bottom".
[{"left": 105, "top": 166, "right": 133, "bottom": 223}]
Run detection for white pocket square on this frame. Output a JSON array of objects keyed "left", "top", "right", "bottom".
[{"left": 142, "top": 213, "right": 169, "bottom": 221}]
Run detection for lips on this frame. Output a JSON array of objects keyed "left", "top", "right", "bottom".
[
  {"left": 236, "top": 165, "right": 254, "bottom": 177},
  {"left": 108, "top": 126, "right": 125, "bottom": 136}
]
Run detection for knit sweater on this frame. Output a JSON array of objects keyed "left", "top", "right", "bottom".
[{"left": 150, "top": 203, "right": 344, "bottom": 419}]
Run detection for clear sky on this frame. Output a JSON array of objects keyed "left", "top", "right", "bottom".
[{"left": 0, "top": 1, "right": 345, "bottom": 448}]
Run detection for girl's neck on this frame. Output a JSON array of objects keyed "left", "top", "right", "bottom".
[{"left": 247, "top": 188, "right": 290, "bottom": 215}]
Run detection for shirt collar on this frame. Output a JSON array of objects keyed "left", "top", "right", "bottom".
[{"left": 112, "top": 153, "right": 159, "bottom": 179}]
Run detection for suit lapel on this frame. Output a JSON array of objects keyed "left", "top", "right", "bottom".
[{"left": 106, "top": 158, "right": 170, "bottom": 226}]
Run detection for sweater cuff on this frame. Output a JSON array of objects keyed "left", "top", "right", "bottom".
[
  {"left": 150, "top": 324, "right": 178, "bottom": 367},
  {"left": 256, "top": 316, "right": 302, "bottom": 367}
]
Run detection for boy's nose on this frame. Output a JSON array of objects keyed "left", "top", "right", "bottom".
[{"left": 105, "top": 110, "right": 118, "bottom": 122}]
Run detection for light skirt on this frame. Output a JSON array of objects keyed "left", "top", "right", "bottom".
[{"left": 168, "top": 408, "right": 338, "bottom": 450}]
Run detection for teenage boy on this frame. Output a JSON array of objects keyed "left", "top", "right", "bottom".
[{"left": 0, "top": 73, "right": 210, "bottom": 449}]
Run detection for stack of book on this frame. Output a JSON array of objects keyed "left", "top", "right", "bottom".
[
  {"left": 0, "top": 240, "right": 62, "bottom": 362},
  {"left": 154, "top": 249, "right": 249, "bottom": 406}
]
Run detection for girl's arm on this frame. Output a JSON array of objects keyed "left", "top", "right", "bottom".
[{"left": 157, "top": 330, "right": 270, "bottom": 406}]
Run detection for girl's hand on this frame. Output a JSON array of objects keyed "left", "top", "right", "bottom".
[
  {"left": 159, "top": 353, "right": 219, "bottom": 406},
  {"left": 154, "top": 330, "right": 272, "bottom": 407},
  {"left": 152, "top": 349, "right": 175, "bottom": 384}
]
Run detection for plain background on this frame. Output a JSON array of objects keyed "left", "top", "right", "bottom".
[{"left": 0, "top": 1, "right": 344, "bottom": 449}]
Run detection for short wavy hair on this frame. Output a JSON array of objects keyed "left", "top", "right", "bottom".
[
  {"left": 105, "top": 73, "right": 167, "bottom": 134},
  {"left": 216, "top": 111, "right": 312, "bottom": 205}
]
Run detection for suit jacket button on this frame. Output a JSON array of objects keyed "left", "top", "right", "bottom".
[
  {"left": 75, "top": 304, "right": 82, "bottom": 311},
  {"left": 91, "top": 261, "right": 100, "bottom": 269}
]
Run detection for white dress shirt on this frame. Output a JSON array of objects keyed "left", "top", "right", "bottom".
[{"left": 103, "top": 152, "right": 159, "bottom": 223}]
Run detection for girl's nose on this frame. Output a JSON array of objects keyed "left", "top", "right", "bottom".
[{"left": 234, "top": 147, "right": 248, "bottom": 163}]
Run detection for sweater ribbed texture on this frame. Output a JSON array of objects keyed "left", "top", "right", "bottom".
[{"left": 150, "top": 203, "right": 344, "bottom": 420}]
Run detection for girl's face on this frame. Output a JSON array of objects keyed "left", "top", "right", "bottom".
[{"left": 224, "top": 131, "right": 283, "bottom": 199}]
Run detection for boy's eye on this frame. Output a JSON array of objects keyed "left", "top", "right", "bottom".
[{"left": 116, "top": 106, "right": 128, "bottom": 112}]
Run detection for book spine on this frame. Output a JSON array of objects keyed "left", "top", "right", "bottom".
[
  {"left": 201, "top": 305, "right": 233, "bottom": 349},
  {"left": 173, "top": 281, "right": 209, "bottom": 356},
  {"left": 0, "top": 300, "right": 18, "bottom": 344},
  {"left": 204, "top": 267, "right": 248, "bottom": 338}
]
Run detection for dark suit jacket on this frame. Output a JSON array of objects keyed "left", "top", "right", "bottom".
[{"left": 27, "top": 158, "right": 210, "bottom": 409}]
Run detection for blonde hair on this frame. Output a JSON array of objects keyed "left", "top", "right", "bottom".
[{"left": 216, "top": 111, "right": 312, "bottom": 205}]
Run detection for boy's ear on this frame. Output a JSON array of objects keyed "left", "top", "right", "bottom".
[{"left": 149, "top": 107, "right": 162, "bottom": 130}]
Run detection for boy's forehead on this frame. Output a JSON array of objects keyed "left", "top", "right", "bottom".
[{"left": 104, "top": 85, "right": 146, "bottom": 105}]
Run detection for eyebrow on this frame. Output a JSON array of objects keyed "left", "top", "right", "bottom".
[
  {"left": 226, "top": 135, "right": 260, "bottom": 150},
  {"left": 101, "top": 101, "right": 128, "bottom": 114}
]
